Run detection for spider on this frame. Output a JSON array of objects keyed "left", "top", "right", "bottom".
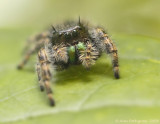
[{"left": 17, "top": 19, "right": 120, "bottom": 106}]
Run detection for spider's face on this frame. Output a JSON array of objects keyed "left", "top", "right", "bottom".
[
  {"left": 58, "top": 25, "right": 83, "bottom": 39},
  {"left": 51, "top": 23, "right": 87, "bottom": 45}
]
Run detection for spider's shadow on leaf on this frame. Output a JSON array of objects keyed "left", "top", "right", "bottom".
[
  {"left": 22, "top": 58, "right": 114, "bottom": 85},
  {"left": 55, "top": 62, "right": 113, "bottom": 85}
]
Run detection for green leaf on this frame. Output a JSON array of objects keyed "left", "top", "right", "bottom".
[{"left": 0, "top": 29, "right": 160, "bottom": 124}]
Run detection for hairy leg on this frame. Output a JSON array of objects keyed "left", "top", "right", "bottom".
[
  {"left": 17, "top": 46, "right": 37, "bottom": 69},
  {"left": 96, "top": 28, "right": 120, "bottom": 79},
  {"left": 37, "top": 48, "right": 55, "bottom": 106},
  {"left": 36, "top": 42, "right": 69, "bottom": 106},
  {"left": 17, "top": 31, "right": 50, "bottom": 69},
  {"left": 36, "top": 63, "right": 45, "bottom": 91},
  {"left": 103, "top": 33, "right": 119, "bottom": 79}
]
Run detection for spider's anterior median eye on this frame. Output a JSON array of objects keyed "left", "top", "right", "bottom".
[
  {"left": 72, "top": 30, "right": 78, "bottom": 37},
  {"left": 58, "top": 32, "right": 61, "bottom": 36}
]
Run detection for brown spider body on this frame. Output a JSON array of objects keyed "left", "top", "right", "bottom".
[{"left": 17, "top": 19, "right": 120, "bottom": 106}]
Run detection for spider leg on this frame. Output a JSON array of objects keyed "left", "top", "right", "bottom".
[
  {"left": 17, "top": 32, "right": 50, "bottom": 70},
  {"left": 37, "top": 48, "right": 55, "bottom": 106},
  {"left": 95, "top": 28, "right": 120, "bottom": 79},
  {"left": 36, "top": 63, "right": 45, "bottom": 91},
  {"left": 105, "top": 39, "right": 119, "bottom": 79},
  {"left": 17, "top": 46, "right": 37, "bottom": 69}
]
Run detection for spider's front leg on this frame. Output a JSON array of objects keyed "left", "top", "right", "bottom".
[
  {"left": 104, "top": 36, "right": 119, "bottom": 79},
  {"left": 97, "top": 28, "right": 120, "bottom": 79},
  {"left": 37, "top": 48, "right": 55, "bottom": 106},
  {"left": 36, "top": 63, "right": 45, "bottom": 91}
]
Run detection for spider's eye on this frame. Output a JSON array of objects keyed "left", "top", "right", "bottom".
[
  {"left": 78, "top": 27, "right": 82, "bottom": 30},
  {"left": 58, "top": 32, "right": 63, "bottom": 37},
  {"left": 72, "top": 30, "right": 78, "bottom": 36}
]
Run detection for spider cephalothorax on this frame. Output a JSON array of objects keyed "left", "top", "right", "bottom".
[{"left": 17, "top": 19, "right": 120, "bottom": 106}]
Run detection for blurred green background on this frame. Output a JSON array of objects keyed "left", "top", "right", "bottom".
[
  {"left": 0, "top": 0, "right": 160, "bottom": 38},
  {"left": 0, "top": 0, "right": 160, "bottom": 124}
]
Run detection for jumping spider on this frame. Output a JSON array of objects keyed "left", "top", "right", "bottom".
[{"left": 17, "top": 19, "right": 120, "bottom": 106}]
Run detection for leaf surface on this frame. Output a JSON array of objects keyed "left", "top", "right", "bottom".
[{"left": 0, "top": 30, "right": 160, "bottom": 124}]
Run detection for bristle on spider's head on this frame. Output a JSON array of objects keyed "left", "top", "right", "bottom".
[
  {"left": 78, "top": 16, "right": 81, "bottom": 25},
  {"left": 51, "top": 25, "right": 56, "bottom": 32}
]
